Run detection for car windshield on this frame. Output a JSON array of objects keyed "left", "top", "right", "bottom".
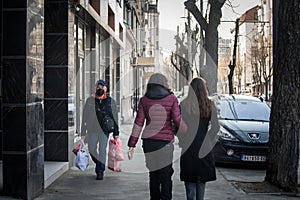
[{"left": 217, "top": 100, "right": 270, "bottom": 121}]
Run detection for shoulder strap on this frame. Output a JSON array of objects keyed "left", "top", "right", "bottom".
[{"left": 107, "top": 96, "right": 112, "bottom": 106}]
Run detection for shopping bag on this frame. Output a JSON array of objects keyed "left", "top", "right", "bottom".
[
  {"left": 72, "top": 142, "right": 81, "bottom": 155},
  {"left": 75, "top": 140, "right": 89, "bottom": 171},
  {"left": 107, "top": 138, "right": 124, "bottom": 172},
  {"left": 107, "top": 157, "right": 122, "bottom": 172},
  {"left": 108, "top": 138, "right": 125, "bottom": 161}
]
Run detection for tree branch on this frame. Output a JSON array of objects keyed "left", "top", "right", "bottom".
[
  {"left": 171, "top": 52, "right": 181, "bottom": 72},
  {"left": 184, "top": 0, "right": 208, "bottom": 31}
]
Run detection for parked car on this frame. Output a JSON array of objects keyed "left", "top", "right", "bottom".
[
  {"left": 213, "top": 94, "right": 270, "bottom": 165},
  {"left": 239, "top": 89, "right": 251, "bottom": 96}
]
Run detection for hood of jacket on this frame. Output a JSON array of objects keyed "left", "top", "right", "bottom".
[{"left": 145, "top": 84, "right": 171, "bottom": 99}]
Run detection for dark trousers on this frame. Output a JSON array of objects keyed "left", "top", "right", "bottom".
[{"left": 143, "top": 139, "right": 174, "bottom": 200}]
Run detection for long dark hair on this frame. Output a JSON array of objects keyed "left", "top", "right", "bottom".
[{"left": 182, "top": 77, "right": 211, "bottom": 117}]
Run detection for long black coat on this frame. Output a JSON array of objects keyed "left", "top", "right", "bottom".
[{"left": 178, "top": 100, "right": 219, "bottom": 183}]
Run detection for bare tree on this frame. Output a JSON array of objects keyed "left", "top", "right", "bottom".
[
  {"left": 251, "top": 39, "right": 264, "bottom": 95},
  {"left": 184, "top": 0, "right": 226, "bottom": 94},
  {"left": 260, "top": 33, "right": 273, "bottom": 101},
  {"left": 228, "top": 18, "right": 239, "bottom": 94},
  {"left": 171, "top": 23, "right": 199, "bottom": 83},
  {"left": 265, "top": 0, "right": 299, "bottom": 193},
  {"left": 250, "top": 21, "right": 273, "bottom": 99}
]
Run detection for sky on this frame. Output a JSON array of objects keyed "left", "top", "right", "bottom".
[{"left": 158, "top": 0, "right": 261, "bottom": 39}]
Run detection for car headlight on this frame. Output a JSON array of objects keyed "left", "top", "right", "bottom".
[{"left": 217, "top": 126, "right": 238, "bottom": 141}]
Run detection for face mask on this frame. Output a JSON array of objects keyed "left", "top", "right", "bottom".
[{"left": 96, "top": 88, "right": 104, "bottom": 96}]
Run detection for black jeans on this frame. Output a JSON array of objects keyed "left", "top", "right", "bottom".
[{"left": 143, "top": 139, "right": 174, "bottom": 200}]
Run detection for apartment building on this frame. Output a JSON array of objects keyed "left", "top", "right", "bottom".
[
  {"left": 231, "top": 0, "right": 272, "bottom": 97},
  {"left": 0, "top": 0, "right": 147, "bottom": 199}
]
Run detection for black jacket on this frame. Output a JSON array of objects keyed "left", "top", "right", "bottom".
[
  {"left": 81, "top": 96, "right": 119, "bottom": 136},
  {"left": 178, "top": 100, "right": 219, "bottom": 183}
]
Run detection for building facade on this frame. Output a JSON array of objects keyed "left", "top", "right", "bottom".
[
  {"left": 0, "top": 0, "right": 146, "bottom": 199},
  {"left": 231, "top": 0, "right": 273, "bottom": 98},
  {"left": 235, "top": 5, "right": 259, "bottom": 94},
  {"left": 218, "top": 37, "right": 231, "bottom": 93}
]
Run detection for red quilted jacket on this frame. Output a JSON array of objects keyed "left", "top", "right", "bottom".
[{"left": 128, "top": 85, "right": 187, "bottom": 147}]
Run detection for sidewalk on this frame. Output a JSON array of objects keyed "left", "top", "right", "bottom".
[
  {"left": 1, "top": 120, "right": 297, "bottom": 200},
  {"left": 32, "top": 162, "right": 299, "bottom": 200},
  {"left": 31, "top": 121, "right": 300, "bottom": 200}
]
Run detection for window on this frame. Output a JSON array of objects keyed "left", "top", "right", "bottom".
[
  {"left": 90, "top": 0, "right": 100, "bottom": 15},
  {"left": 119, "top": 24, "right": 123, "bottom": 41},
  {"left": 108, "top": 6, "right": 115, "bottom": 31}
]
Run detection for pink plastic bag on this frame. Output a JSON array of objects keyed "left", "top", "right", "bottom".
[
  {"left": 72, "top": 142, "right": 81, "bottom": 155},
  {"left": 108, "top": 138, "right": 125, "bottom": 161},
  {"left": 107, "top": 138, "right": 124, "bottom": 172},
  {"left": 107, "top": 157, "right": 122, "bottom": 172}
]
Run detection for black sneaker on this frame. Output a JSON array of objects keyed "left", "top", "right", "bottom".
[{"left": 96, "top": 172, "right": 103, "bottom": 180}]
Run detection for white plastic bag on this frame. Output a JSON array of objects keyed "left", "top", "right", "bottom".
[{"left": 75, "top": 140, "right": 89, "bottom": 171}]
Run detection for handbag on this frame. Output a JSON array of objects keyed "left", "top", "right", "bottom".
[
  {"left": 101, "top": 115, "right": 115, "bottom": 133},
  {"left": 96, "top": 97, "right": 115, "bottom": 133}
]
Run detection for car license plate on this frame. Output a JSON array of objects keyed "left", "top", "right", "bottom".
[{"left": 241, "top": 155, "right": 266, "bottom": 162}]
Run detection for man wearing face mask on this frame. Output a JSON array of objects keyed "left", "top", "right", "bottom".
[{"left": 81, "top": 79, "right": 119, "bottom": 180}]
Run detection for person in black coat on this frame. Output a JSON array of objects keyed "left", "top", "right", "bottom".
[
  {"left": 178, "top": 77, "right": 220, "bottom": 200},
  {"left": 81, "top": 79, "right": 119, "bottom": 180}
]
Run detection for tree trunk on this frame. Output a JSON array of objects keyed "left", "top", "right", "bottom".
[
  {"left": 265, "top": 80, "right": 268, "bottom": 101},
  {"left": 185, "top": 0, "right": 225, "bottom": 94},
  {"left": 228, "top": 61, "right": 234, "bottom": 94},
  {"left": 265, "top": 0, "right": 300, "bottom": 193},
  {"left": 228, "top": 18, "right": 239, "bottom": 94},
  {"left": 203, "top": 1, "right": 222, "bottom": 94}
]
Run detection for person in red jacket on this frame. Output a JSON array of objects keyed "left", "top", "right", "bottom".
[{"left": 128, "top": 73, "right": 187, "bottom": 200}]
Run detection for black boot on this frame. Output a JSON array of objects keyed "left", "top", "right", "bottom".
[{"left": 96, "top": 172, "right": 104, "bottom": 180}]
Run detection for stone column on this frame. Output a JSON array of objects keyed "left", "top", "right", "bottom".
[
  {"left": 2, "top": 1, "right": 44, "bottom": 199},
  {"left": 44, "top": 0, "right": 69, "bottom": 162}
]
